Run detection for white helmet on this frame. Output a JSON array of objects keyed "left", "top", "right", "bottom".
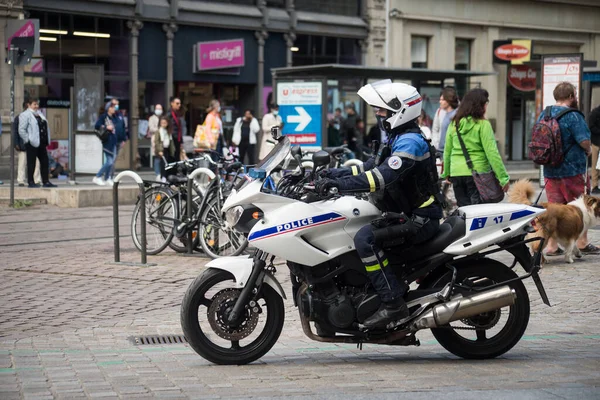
[{"left": 357, "top": 80, "right": 422, "bottom": 131}]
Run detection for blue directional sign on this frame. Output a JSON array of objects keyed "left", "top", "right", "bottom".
[{"left": 276, "top": 82, "right": 323, "bottom": 148}]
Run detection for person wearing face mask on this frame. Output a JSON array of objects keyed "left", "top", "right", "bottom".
[
  {"left": 105, "top": 98, "right": 128, "bottom": 183},
  {"left": 93, "top": 104, "right": 119, "bottom": 186},
  {"left": 232, "top": 109, "right": 260, "bottom": 165},
  {"left": 316, "top": 81, "right": 444, "bottom": 328},
  {"left": 18, "top": 99, "right": 55, "bottom": 188},
  {"left": 153, "top": 116, "right": 175, "bottom": 181},
  {"left": 149, "top": 104, "right": 163, "bottom": 179},
  {"left": 259, "top": 103, "right": 282, "bottom": 160}
]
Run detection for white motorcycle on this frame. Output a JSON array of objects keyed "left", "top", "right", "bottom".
[{"left": 181, "top": 133, "right": 551, "bottom": 365}]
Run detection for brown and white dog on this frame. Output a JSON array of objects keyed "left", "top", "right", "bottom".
[{"left": 508, "top": 179, "right": 600, "bottom": 264}]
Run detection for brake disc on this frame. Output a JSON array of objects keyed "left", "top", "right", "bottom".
[
  {"left": 460, "top": 308, "right": 501, "bottom": 330},
  {"left": 207, "top": 288, "right": 259, "bottom": 341}
]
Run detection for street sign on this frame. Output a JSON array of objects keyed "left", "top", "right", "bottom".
[
  {"left": 276, "top": 81, "right": 323, "bottom": 148},
  {"left": 541, "top": 54, "right": 583, "bottom": 109}
]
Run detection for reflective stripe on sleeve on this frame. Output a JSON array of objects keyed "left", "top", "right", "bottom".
[
  {"left": 365, "top": 171, "right": 377, "bottom": 192},
  {"left": 419, "top": 195, "right": 435, "bottom": 208},
  {"left": 372, "top": 168, "right": 386, "bottom": 189},
  {"left": 351, "top": 166, "right": 360, "bottom": 176}
]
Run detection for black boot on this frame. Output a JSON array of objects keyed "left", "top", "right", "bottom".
[{"left": 363, "top": 299, "right": 409, "bottom": 329}]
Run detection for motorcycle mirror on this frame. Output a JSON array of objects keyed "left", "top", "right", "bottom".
[
  {"left": 290, "top": 145, "right": 302, "bottom": 159},
  {"left": 312, "top": 150, "right": 331, "bottom": 169},
  {"left": 271, "top": 126, "right": 282, "bottom": 140}
]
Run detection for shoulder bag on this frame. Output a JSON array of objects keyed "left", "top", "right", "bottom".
[{"left": 455, "top": 128, "right": 504, "bottom": 203}]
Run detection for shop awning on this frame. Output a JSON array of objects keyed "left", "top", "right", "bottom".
[{"left": 271, "top": 64, "right": 497, "bottom": 81}]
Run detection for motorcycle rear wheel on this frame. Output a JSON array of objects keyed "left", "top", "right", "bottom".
[
  {"left": 181, "top": 269, "right": 284, "bottom": 365},
  {"left": 427, "top": 260, "right": 530, "bottom": 359}
]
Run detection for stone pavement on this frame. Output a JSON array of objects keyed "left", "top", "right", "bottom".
[{"left": 0, "top": 205, "right": 599, "bottom": 399}]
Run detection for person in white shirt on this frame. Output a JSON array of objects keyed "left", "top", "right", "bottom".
[
  {"left": 431, "top": 88, "right": 454, "bottom": 149},
  {"left": 149, "top": 105, "right": 163, "bottom": 180},
  {"left": 259, "top": 103, "right": 283, "bottom": 160},
  {"left": 232, "top": 109, "right": 261, "bottom": 165}
]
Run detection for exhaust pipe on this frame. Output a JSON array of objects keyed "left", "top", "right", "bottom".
[{"left": 412, "top": 286, "right": 516, "bottom": 330}]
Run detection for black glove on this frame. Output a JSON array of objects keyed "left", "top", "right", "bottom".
[
  {"left": 316, "top": 169, "right": 333, "bottom": 179},
  {"left": 315, "top": 178, "right": 339, "bottom": 197}
]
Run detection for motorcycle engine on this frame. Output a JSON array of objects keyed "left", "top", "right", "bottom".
[{"left": 324, "top": 294, "right": 355, "bottom": 329}]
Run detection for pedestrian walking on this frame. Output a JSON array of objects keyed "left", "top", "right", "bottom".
[
  {"left": 18, "top": 99, "right": 55, "bottom": 188},
  {"left": 431, "top": 88, "right": 450, "bottom": 149},
  {"left": 437, "top": 87, "right": 460, "bottom": 154},
  {"left": 418, "top": 110, "right": 432, "bottom": 140},
  {"left": 168, "top": 97, "right": 184, "bottom": 160},
  {"left": 93, "top": 104, "right": 118, "bottom": 186},
  {"left": 232, "top": 109, "right": 260, "bottom": 165},
  {"left": 105, "top": 98, "right": 128, "bottom": 182},
  {"left": 153, "top": 116, "right": 175, "bottom": 181},
  {"left": 340, "top": 102, "right": 360, "bottom": 159},
  {"left": 149, "top": 104, "right": 163, "bottom": 180},
  {"left": 14, "top": 101, "right": 41, "bottom": 186},
  {"left": 259, "top": 103, "right": 282, "bottom": 160},
  {"left": 441, "top": 88, "right": 509, "bottom": 206},
  {"left": 588, "top": 103, "right": 600, "bottom": 194},
  {"left": 535, "top": 82, "right": 599, "bottom": 255},
  {"left": 202, "top": 100, "right": 224, "bottom": 157}
]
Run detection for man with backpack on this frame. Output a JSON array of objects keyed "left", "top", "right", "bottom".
[{"left": 530, "top": 81, "right": 597, "bottom": 255}]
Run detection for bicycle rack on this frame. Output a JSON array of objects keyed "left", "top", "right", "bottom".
[
  {"left": 112, "top": 171, "right": 156, "bottom": 266},
  {"left": 186, "top": 168, "right": 217, "bottom": 254}
]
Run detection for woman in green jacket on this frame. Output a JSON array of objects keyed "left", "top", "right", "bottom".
[{"left": 441, "top": 89, "right": 510, "bottom": 206}]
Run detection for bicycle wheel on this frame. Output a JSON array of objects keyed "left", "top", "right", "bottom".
[
  {"left": 198, "top": 197, "right": 248, "bottom": 259},
  {"left": 168, "top": 195, "right": 203, "bottom": 253},
  {"left": 131, "top": 187, "right": 177, "bottom": 255}
]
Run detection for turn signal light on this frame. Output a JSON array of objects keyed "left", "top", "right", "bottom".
[{"left": 252, "top": 211, "right": 263, "bottom": 220}]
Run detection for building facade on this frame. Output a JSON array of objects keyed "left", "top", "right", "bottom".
[
  {"left": 1, "top": 0, "right": 368, "bottom": 170},
  {"left": 367, "top": 0, "right": 600, "bottom": 160}
]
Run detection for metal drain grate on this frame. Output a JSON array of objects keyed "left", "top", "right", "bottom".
[{"left": 132, "top": 335, "right": 188, "bottom": 345}]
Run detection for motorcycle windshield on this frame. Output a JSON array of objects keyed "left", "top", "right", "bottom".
[{"left": 255, "top": 136, "right": 291, "bottom": 175}]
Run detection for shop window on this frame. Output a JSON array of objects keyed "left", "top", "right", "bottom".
[
  {"left": 295, "top": 0, "right": 360, "bottom": 16},
  {"left": 455, "top": 39, "right": 472, "bottom": 98},
  {"left": 411, "top": 36, "right": 428, "bottom": 69},
  {"left": 455, "top": 39, "right": 471, "bottom": 70},
  {"left": 292, "top": 34, "right": 360, "bottom": 66}
]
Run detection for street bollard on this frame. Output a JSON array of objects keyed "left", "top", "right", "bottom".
[
  {"left": 113, "top": 171, "right": 155, "bottom": 266},
  {"left": 186, "top": 168, "right": 217, "bottom": 255}
]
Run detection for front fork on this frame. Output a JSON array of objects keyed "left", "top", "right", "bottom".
[{"left": 227, "top": 250, "right": 272, "bottom": 326}]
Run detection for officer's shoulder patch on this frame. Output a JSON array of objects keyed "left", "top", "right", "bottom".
[{"left": 388, "top": 156, "right": 402, "bottom": 170}]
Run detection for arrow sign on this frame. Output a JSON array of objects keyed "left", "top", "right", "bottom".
[{"left": 287, "top": 106, "right": 312, "bottom": 131}]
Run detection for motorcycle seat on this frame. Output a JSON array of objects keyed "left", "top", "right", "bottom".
[{"left": 388, "top": 215, "right": 466, "bottom": 262}]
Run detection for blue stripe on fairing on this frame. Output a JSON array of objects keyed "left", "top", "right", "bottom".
[
  {"left": 470, "top": 217, "right": 488, "bottom": 231},
  {"left": 248, "top": 212, "right": 344, "bottom": 241},
  {"left": 510, "top": 210, "right": 536, "bottom": 221}
]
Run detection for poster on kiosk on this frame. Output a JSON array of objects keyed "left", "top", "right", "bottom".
[{"left": 276, "top": 81, "right": 324, "bottom": 150}]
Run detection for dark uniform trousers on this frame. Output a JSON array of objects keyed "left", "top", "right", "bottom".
[{"left": 354, "top": 217, "right": 440, "bottom": 303}]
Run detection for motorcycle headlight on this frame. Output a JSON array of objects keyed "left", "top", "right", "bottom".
[{"left": 225, "top": 206, "right": 244, "bottom": 228}]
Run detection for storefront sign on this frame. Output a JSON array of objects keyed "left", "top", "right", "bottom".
[
  {"left": 4, "top": 19, "right": 40, "bottom": 57},
  {"left": 493, "top": 40, "right": 531, "bottom": 65},
  {"left": 541, "top": 54, "right": 582, "bottom": 109},
  {"left": 194, "top": 39, "right": 245, "bottom": 72},
  {"left": 508, "top": 65, "right": 536, "bottom": 92},
  {"left": 277, "top": 81, "right": 323, "bottom": 147}
]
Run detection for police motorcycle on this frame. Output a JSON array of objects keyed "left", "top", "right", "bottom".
[{"left": 181, "top": 127, "right": 551, "bottom": 366}]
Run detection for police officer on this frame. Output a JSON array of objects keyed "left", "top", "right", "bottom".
[{"left": 316, "top": 81, "right": 443, "bottom": 329}]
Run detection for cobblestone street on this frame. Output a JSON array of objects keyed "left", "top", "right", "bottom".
[{"left": 1, "top": 205, "right": 599, "bottom": 399}]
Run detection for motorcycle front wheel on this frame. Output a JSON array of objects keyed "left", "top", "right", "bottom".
[
  {"left": 181, "top": 269, "right": 284, "bottom": 365},
  {"left": 426, "top": 259, "right": 530, "bottom": 359}
]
